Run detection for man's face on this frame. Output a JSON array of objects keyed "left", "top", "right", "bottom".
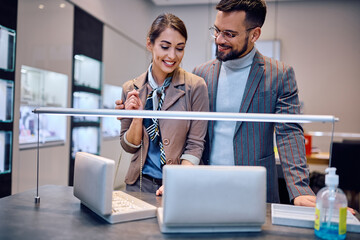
[{"left": 214, "top": 10, "right": 254, "bottom": 61}]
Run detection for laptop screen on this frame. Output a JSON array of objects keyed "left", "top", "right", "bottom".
[
  {"left": 73, "top": 152, "right": 115, "bottom": 215},
  {"left": 162, "top": 165, "right": 266, "bottom": 227}
]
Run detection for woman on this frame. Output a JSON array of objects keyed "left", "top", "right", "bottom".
[{"left": 119, "top": 13, "right": 209, "bottom": 195}]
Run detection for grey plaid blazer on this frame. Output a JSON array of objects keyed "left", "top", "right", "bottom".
[{"left": 193, "top": 50, "right": 314, "bottom": 203}]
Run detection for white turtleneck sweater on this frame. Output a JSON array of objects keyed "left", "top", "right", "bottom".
[{"left": 210, "top": 47, "right": 256, "bottom": 165}]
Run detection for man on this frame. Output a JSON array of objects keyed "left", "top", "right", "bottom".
[{"left": 192, "top": 0, "right": 316, "bottom": 206}]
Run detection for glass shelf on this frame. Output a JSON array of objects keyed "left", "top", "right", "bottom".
[
  {"left": 74, "top": 54, "right": 102, "bottom": 90},
  {"left": 19, "top": 105, "right": 67, "bottom": 148},
  {"left": 0, "top": 25, "right": 16, "bottom": 72},
  {"left": 0, "top": 79, "right": 14, "bottom": 122},
  {"left": 0, "top": 131, "right": 12, "bottom": 175},
  {"left": 19, "top": 66, "right": 68, "bottom": 147},
  {"left": 72, "top": 91, "right": 101, "bottom": 123},
  {"left": 20, "top": 65, "right": 68, "bottom": 107},
  {"left": 71, "top": 126, "right": 100, "bottom": 158},
  {"left": 102, "top": 84, "right": 122, "bottom": 138}
]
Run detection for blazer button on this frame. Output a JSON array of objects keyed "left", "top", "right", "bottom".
[
  {"left": 163, "top": 138, "right": 170, "bottom": 146},
  {"left": 167, "top": 159, "right": 173, "bottom": 164}
]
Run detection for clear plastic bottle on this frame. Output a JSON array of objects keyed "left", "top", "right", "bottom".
[{"left": 314, "top": 167, "right": 347, "bottom": 240}]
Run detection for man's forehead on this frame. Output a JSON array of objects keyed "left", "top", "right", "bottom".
[{"left": 215, "top": 10, "right": 247, "bottom": 30}]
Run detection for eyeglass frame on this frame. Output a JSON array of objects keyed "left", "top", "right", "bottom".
[{"left": 209, "top": 26, "right": 257, "bottom": 40}]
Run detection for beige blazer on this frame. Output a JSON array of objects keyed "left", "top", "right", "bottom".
[{"left": 120, "top": 67, "right": 209, "bottom": 184}]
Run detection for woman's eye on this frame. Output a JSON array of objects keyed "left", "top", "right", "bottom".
[
  {"left": 176, "top": 48, "right": 184, "bottom": 51},
  {"left": 161, "top": 46, "right": 169, "bottom": 50}
]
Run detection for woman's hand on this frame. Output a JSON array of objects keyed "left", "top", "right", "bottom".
[
  {"left": 125, "top": 90, "right": 143, "bottom": 110},
  {"left": 156, "top": 185, "right": 164, "bottom": 196}
]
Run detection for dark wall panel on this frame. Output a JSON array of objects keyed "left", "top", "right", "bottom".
[
  {"left": 73, "top": 6, "right": 103, "bottom": 61},
  {"left": 0, "top": 0, "right": 17, "bottom": 198}
]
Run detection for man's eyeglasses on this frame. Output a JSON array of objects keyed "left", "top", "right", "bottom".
[{"left": 209, "top": 26, "right": 256, "bottom": 40}]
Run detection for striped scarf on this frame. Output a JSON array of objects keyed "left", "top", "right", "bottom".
[{"left": 143, "top": 76, "right": 172, "bottom": 167}]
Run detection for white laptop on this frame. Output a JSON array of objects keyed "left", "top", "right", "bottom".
[
  {"left": 157, "top": 165, "right": 267, "bottom": 233},
  {"left": 73, "top": 152, "right": 157, "bottom": 224}
]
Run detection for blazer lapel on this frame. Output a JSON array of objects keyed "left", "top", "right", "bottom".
[
  {"left": 162, "top": 68, "right": 185, "bottom": 111},
  {"left": 207, "top": 60, "right": 221, "bottom": 144},
  {"left": 234, "top": 51, "right": 265, "bottom": 134},
  {"left": 132, "top": 72, "right": 148, "bottom": 104}
]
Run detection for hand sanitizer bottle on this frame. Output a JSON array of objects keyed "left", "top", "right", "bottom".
[{"left": 314, "top": 167, "right": 347, "bottom": 239}]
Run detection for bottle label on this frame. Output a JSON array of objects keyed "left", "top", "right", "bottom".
[
  {"left": 339, "top": 207, "right": 347, "bottom": 235},
  {"left": 314, "top": 208, "right": 320, "bottom": 230}
]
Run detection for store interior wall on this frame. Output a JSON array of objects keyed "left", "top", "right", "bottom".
[
  {"left": 150, "top": 0, "right": 360, "bottom": 152},
  {"left": 11, "top": 0, "right": 360, "bottom": 194}
]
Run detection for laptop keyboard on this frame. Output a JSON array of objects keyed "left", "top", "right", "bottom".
[{"left": 112, "top": 191, "right": 156, "bottom": 214}]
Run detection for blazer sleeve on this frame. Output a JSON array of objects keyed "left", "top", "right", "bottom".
[
  {"left": 181, "top": 73, "right": 209, "bottom": 163},
  {"left": 120, "top": 81, "right": 140, "bottom": 154},
  {"left": 275, "top": 64, "right": 314, "bottom": 202}
]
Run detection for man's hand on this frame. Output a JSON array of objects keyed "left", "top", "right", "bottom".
[
  {"left": 115, "top": 99, "right": 125, "bottom": 120},
  {"left": 294, "top": 195, "right": 356, "bottom": 215},
  {"left": 293, "top": 195, "right": 316, "bottom": 207}
]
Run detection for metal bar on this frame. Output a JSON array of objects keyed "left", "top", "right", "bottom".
[
  {"left": 33, "top": 107, "right": 339, "bottom": 123},
  {"left": 35, "top": 113, "right": 40, "bottom": 204}
]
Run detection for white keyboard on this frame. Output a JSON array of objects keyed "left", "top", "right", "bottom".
[{"left": 105, "top": 191, "right": 157, "bottom": 224}]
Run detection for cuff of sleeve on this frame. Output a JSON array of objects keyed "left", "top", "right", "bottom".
[
  {"left": 180, "top": 154, "right": 200, "bottom": 165},
  {"left": 123, "top": 131, "right": 141, "bottom": 149}
]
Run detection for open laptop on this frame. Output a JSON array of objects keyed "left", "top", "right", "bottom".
[
  {"left": 157, "top": 165, "right": 266, "bottom": 233},
  {"left": 73, "top": 152, "right": 157, "bottom": 224}
]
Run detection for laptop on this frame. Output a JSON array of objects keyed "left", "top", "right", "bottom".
[
  {"left": 73, "top": 152, "right": 157, "bottom": 224},
  {"left": 157, "top": 165, "right": 267, "bottom": 233}
]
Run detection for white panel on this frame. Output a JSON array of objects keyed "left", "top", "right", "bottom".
[
  {"left": 256, "top": 40, "right": 281, "bottom": 60},
  {"left": 13, "top": 0, "right": 74, "bottom": 193}
]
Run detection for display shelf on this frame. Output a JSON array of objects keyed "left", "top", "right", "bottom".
[
  {"left": 19, "top": 66, "right": 68, "bottom": 148},
  {"left": 0, "top": 25, "right": 16, "bottom": 72},
  {"left": 0, "top": 131, "right": 12, "bottom": 174},
  {"left": 102, "top": 84, "right": 122, "bottom": 138},
  {"left": 0, "top": 79, "right": 14, "bottom": 122},
  {"left": 19, "top": 105, "right": 67, "bottom": 148},
  {"left": 73, "top": 54, "right": 102, "bottom": 90},
  {"left": 71, "top": 126, "right": 100, "bottom": 158},
  {"left": 72, "top": 91, "right": 101, "bottom": 123},
  {"left": 20, "top": 65, "right": 68, "bottom": 107}
]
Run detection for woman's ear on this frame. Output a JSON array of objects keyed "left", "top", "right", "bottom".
[
  {"left": 146, "top": 37, "right": 152, "bottom": 52},
  {"left": 250, "top": 27, "right": 261, "bottom": 43}
]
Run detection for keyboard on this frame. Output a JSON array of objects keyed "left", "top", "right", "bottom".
[{"left": 107, "top": 191, "right": 157, "bottom": 224}]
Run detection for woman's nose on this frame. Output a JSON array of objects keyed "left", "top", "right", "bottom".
[{"left": 168, "top": 49, "right": 176, "bottom": 59}]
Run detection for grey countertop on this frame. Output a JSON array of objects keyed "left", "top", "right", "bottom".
[{"left": 0, "top": 185, "right": 359, "bottom": 240}]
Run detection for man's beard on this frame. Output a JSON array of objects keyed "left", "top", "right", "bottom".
[{"left": 215, "top": 36, "right": 249, "bottom": 62}]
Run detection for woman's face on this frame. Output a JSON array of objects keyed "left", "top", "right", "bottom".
[{"left": 147, "top": 27, "right": 186, "bottom": 83}]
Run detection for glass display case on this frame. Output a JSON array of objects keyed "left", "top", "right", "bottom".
[
  {"left": 0, "top": 25, "right": 16, "bottom": 72},
  {"left": 71, "top": 126, "right": 100, "bottom": 158},
  {"left": 19, "top": 105, "right": 67, "bottom": 147},
  {"left": 102, "top": 84, "right": 122, "bottom": 138},
  {"left": 72, "top": 91, "right": 101, "bottom": 123},
  {"left": 70, "top": 54, "right": 102, "bottom": 185},
  {"left": 0, "top": 131, "right": 12, "bottom": 174},
  {"left": 0, "top": 79, "right": 14, "bottom": 122},
  {"left": 19, "top": 66, "right": 68, "bottom": 148},
  {"left": 74, "top": 54, "right": 102, "bottom": 90}
]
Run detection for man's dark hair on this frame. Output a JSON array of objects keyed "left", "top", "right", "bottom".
[{"left": 216, "top": 0, "right": 267, "bottom": 28}]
